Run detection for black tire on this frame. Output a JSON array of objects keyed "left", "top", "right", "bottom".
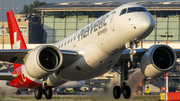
[
  {"left": 45, "top": 87, "right": 52, "bottom": 99},
  {"left": 16, "top": 91, "right": 21, "bottom": 95},
  {"left": 35, "top": 87, "right": 42, "bottom": 99},
  {"left": 123, "top": 86, "right": 131, "bottom": 99},
  {"left": 133, "top": 60, "right": 137, "bottom": 69},
  {"left": 113, "top": 86, "right": 121, "bottom": 99},
  {"left": 128, "top": 61, "right": 137, "bottom": 69},
  {"left": 128, "top": 61, "right": 134, "bottom": 69}
]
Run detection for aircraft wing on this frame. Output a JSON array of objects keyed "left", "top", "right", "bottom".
[
  {"left": 0, "top": 49, "right": 28, "bottom": 64},
  {"left": 60, "top": 50, "right": 81, "bottom": 67},
  {"left": 0, "top": 49, "right": 80, "bottom": 66},
  {"left": 119, "top": 49, "right": 147, "bottom": 62},
  {"left": 173, "top": 49, "right": 180, "bottom": 58},
  {"left": 119, "top": 48, "right": 180, "bottom": 62},
  {"left": 0, "top": 73, "right": 18, "bottom": 80}
]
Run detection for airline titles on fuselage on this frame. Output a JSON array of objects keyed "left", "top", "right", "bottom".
[
  {"left": 77, "top": 14, "right": 109, "bottom": 41},
  {"left": 59, "top": 14, "right": 109, "bottom": 48}
]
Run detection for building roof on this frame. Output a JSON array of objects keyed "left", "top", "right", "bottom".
[{"left": 34, "top": 1, "right": 180, "bottom": 11}]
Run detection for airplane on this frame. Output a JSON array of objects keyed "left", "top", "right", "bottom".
[
  {"left": 15, "top": 81, "right": 85, "bottom": 95},
  {"left": 60, "top": 81, "right": 85, "bottom": 88},
  {"left": 54, "top": 80, "right": 86, "bottom": 94},
  {"left": 0, "top": 3, "right": 178, "bottom": 100}
]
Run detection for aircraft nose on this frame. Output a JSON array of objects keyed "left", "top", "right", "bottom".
[
  {"left": 80, "top": 81, "right": 86, "bottom": 84},
  {"left": 130, "top": 14, "right": 155, "bottom": 31},
  {"left": 142, "top": 16, "right": 155, "bottom": 31}
]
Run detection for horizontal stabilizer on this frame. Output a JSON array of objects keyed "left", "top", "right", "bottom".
[{"left": 0, "top": 73, "right": 17, "bottom": 80}]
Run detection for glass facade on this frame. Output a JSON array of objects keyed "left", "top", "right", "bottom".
[
  {"left": 144, "top": 15, "right": 180, "bottom": 42},
  {"left": 43, "top": 11, "right": 180, "bottom": 43},
  {"left": 43, "top": 11, "right": 107, "bottom": 43}
]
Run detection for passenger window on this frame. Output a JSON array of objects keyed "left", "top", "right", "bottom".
[
  {"left": 64, "top": 42, "right": 66, "bottom": 46},
  {"left": 120, "top": 9, "right": 127, "bottom": 16},
  {"left": 61, "top": 44, "right": 63, "bottom": 48},
  {"left": 71, "top": 38, "right": 73, "bottom": 42}
]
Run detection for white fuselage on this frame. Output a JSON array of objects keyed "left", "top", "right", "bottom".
[
  {"left": 53, "top": 3, "right": 155, "bottom": 81},
  {"left": 22, "top": 3, "right": 155, "bottom": 87}
]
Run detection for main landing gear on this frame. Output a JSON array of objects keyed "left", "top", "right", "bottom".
[
  {"left": 113, "top": 61, "right": 131, "bottom": 99},
  {"left": 112, "top": 42, "right": 138, "bottom": 99},
  {"left": 34, "top": 83, "right": 52, "bottom": 99}
]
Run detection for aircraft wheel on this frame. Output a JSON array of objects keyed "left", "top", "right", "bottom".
[
  {"left": 123, "top": 86, "right": 131, "bottom": 99},
  {"left": 133, "top": 60, "right": 137, "bottom": 69},
  {"left": 128, "top": 61, "right": 137, "bottom": 69},
  {"left": 128, "top": 61, "right": 133, "bottom": 69},
  {"left": 113, "top": 86, "right": 121, "bottom": 99},
  {"left": 35, "top": 86, "right": 42, "bottom": 99},
  {"left": 45, "top": 87, "right": 52, "bottom": 99}
]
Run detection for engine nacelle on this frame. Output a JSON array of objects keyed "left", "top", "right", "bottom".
[
  {"left": 140, "top": 45, "right": 177, "bottom": 79},
  {"left": 25, "top": 45, "right": 63, "bottom": 79}
]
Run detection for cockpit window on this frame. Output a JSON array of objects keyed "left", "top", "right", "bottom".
[
  {"left": 120, "top": 8, "right": 127, "bottom": 16},
  {"left": 127, "top": 7, "right": 147, "bottom": 13}
]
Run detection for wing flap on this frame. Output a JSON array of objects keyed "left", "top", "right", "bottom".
[{"left": 0, "top": 73, "right": 17, "bottom": 80}]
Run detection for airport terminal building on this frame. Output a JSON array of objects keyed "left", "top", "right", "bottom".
[
  {"left": 1, "top": 1, "right": 180, "bottom": 93},
  {"left": 1, "top": 1, "right": 180, "bottom": 44},
  {"left": 33, "top": 1, "right": 180, "bottom": 44}
]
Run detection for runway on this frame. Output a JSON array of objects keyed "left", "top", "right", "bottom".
[{"left": 3, "top": 94, "right": 159, "bottom": 101}]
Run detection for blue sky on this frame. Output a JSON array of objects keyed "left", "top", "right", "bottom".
[{"left": 0, "top": 0, "right": 179, "bottom": 21}]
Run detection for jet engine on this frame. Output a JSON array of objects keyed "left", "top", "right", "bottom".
[
  {"left": 25, "top": 45, "right": 63, "bottom": 79},
  {"left": 140, "top": 45, "right": 177, "bottom": 79}
]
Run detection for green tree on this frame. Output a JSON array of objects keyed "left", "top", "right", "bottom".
[{"left": 19, "top": 0, "right": 46, "bottom": 14}]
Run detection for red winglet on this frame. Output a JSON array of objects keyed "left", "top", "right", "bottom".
[{"left": 6, "top": 10, "right": 27, "bottom": 69}]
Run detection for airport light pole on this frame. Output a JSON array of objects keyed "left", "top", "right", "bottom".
[
  {"left": 160, "top": 32, "right": 173, "bottom": 101},
  {"left": 0, "top": 0, "right": 7, "bottom": 50},
  {"left": 12, "top": 0, "right": 20, "bottom": 14}
]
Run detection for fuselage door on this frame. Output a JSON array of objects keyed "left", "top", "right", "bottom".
[{"left": 110, "top": 11, "right": 116, "bottom": 31}]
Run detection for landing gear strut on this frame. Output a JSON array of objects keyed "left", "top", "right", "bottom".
[
  {"left": 34, "top": 83, "right": 52, "bottom": 99},
  {"left": 113, "top": 61, "right": 131, "bottom": 99},
  {"left": 129, "top": 42, "right": 137, "bottom": 69}
]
